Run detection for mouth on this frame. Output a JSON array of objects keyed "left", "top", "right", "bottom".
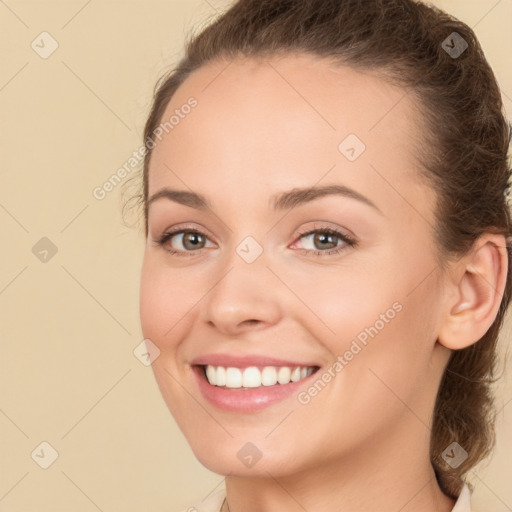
[
  {"left": 192, "top": 363, "right": 321, "bottom": 412},
  {"left": 190, "top": 354, "right": 322, "bottom": 412},
  {"left": 199, "top": 364, "right": 320, "bottom": 389}
]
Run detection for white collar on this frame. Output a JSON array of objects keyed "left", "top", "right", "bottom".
[{"left": 452, "top": 483, "right": 472, "bottom": 512}]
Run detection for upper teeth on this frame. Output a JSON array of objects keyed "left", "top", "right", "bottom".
[{"left": 204, "top": 365, "right": 315, "bottom": 388}]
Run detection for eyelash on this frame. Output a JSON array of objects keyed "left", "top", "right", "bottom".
[{"left": 154, "top": 224, "right": 356, "bottom": 258}]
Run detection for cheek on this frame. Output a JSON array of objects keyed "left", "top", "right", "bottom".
[
  {"left": 280, "top": 250, "right": 436, "bottom": 396},
  {"left": 327, "top": 269, "right": 442, "bottom": 430},
  {"left": 270, "top": 255, "right": 399, "bottom": 349},
  {"left": 139, "top": 255, "right": 197, "bottom": 350},
  {"left": 139, "top": 258, "right": 166, "bottom": 341}
]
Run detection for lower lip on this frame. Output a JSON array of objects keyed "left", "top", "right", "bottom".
[{"left": 192, "top": 365, "right": 319, "bottom": 412}]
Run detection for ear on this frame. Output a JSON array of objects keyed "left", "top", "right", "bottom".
[{"left": 437, "top": 233, "right": 509, "bottom": 350}]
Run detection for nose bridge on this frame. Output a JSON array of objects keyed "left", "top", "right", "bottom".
[{"left": 201, "top": 235, "right": 283, "bottom": 333}]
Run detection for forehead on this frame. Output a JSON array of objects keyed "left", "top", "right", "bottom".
[{"left": 147, "top": 53, "right": 429, "bottom": 218}]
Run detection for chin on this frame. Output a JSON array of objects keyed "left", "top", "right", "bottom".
[{"left": 188, "top": 435, "right": 303, "bottom": 478}]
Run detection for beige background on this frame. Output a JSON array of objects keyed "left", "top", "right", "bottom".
[{"left": 0, "top": 1, "right": 511, "bottom": 511}]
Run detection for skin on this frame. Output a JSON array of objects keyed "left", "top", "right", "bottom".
[{"left": 139, "top": 53, "right": 507, "bottom": 512}]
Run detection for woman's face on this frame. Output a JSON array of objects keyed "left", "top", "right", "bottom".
[{"left": 140, "top": 54, "right": 452, "bottom": 477}]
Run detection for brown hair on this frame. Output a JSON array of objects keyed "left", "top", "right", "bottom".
[{"left": 126, "top": 0, "right": 512, "bottom": 499}]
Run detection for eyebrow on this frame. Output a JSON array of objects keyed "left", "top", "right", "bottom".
[{"left": 147, "top": 184, "right": 383, "bottom": 215}]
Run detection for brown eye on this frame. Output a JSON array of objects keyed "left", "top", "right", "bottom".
[
  {"left": 157, "top": 228, "right": 215, "bottom": 255},
  {"left": 310, "top": 232, "right": 339, "bottom": 250},
  {"left": 298, "top": 230, "right": 343, "bottom": 251},
  {"left": 291, "top": 226, "right": 356, "bottom": 257},
  {"left": 172, "top": 231, "right": 207, "bottom": 251}
]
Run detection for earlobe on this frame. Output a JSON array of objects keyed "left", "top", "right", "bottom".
[{"left": 437, "top": 234, "right": 508, "bottom": 351}]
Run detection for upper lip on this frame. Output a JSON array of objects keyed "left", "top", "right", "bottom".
[{"left": 191, "top": 353, "right": 319, "bottom": 368}]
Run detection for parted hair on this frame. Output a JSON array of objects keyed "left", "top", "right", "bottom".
[{"left": 128, "top": 0, "right": 512, "bottom": 499}]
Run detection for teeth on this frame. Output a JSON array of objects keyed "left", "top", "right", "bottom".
[
  {"left": 277, "top": 366, "right": 291, "bottom": 384},
  {"left": 206, "top": 365, "right": 216, "bottom": 385},
  {"left": 290, "top": 367, "right": 301, "bottom": 382},
  {"left": 216, "top": 366, "right": 226, "bottom": 386},
  {"left": 261, "top": 366, "right": 277, "bottom": 386},
  {"left": 243, "top": 367, "right": 261, "bottom": 388},
  {"left": 226, "top": 367, "right": 242, "bottom": 388},
  {"left": 204, "top": 365, "right": 316, "bottom": 388}
]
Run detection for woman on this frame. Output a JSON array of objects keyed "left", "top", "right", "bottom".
[{"left": 132, "top": 0, "right": 512, "bottom": 510}]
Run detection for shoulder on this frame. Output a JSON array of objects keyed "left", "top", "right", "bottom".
[{"left": 174, "top": 488, "right": 226, "bottom": 512}]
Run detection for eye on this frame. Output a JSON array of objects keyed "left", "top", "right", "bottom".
[
  {"left": 155, "top": 228, "right": 215, "bottom": 256},
  {"left": 153, "top": 224, "right": 356, "bottom": 258},
  {"left": 291, "top": 226, "right": 356, "bottom": 256}
]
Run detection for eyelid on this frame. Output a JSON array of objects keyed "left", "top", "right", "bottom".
[
  {"left": 293, "top": 222, "right": 355, "bottom": 241},
  {"left": 154, "top": 222, "right": 217, "bottom": 244}
]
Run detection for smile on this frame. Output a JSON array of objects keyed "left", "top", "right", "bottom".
[
  {"left": 192, "top": 363, "right": 321, "bottom": 412},
  {"left": 204, "top": 365, "right": 317, "bottom": 388}
]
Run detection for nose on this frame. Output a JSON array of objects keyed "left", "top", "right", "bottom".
[{"left": 200, "top": 248, "right": 285, "bottom": 337}]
